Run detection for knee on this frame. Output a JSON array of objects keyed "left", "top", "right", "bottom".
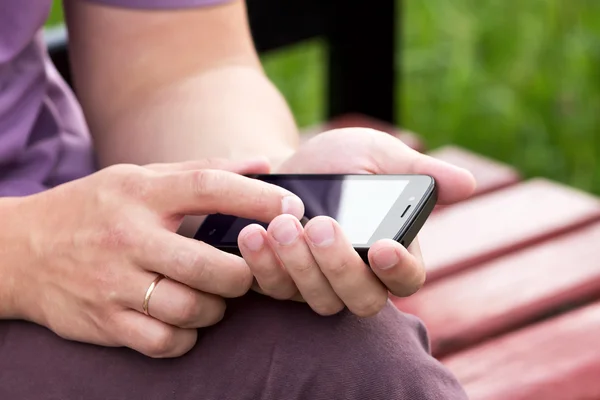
[
  {"left": 239, "top": 297, "right": 467, "bottom": 399},
  {"left": 306, "top": 306, "right": 468, "bottom": 399},
  {"left": 217, "top": 294, "right": 467, "bottom": 399}
]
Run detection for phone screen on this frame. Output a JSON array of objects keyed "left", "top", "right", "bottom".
[{"left": 194, "top": 174, "right": 432, "bottom": 248}]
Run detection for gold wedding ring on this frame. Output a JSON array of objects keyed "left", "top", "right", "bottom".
[{"left": 142, "top": 274, "right": 165, "bottom": 316}]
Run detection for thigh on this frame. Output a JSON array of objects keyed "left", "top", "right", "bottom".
[{"left": 0, "top": 292, "right": 466, "bottom": 400}]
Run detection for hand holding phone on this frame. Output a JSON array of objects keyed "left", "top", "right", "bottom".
[{"left": 195, "top": 174, "right": 436, "bottom": 317}]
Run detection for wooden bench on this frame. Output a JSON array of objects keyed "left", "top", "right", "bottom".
[
  {"left": 388, "top": 142, "right": 600, "bottom": 399},
  {"left": 442, "top": 301, "right": 600, "bottom": 400},
  {"left": 45, "top": 3, "right": 600, "bottom": 397},
  {"left": 413, "top": 179, "right": 600, "bottom": 282},
  {"left": 428, "top": 145, "right": 521, "bottom": 199},
  {"left": 395, "top": 221, "right": 600, "bottom": 356}
]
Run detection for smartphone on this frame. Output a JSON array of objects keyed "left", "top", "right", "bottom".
[{"left": 194, "top": 174, "right": 437, "bottom": 264}]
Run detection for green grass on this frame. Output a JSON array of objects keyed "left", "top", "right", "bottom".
[
  {"left": 47, "top": 1, "right": 64, "bottom": 26},
  {"left": 402, "top": 0, "right": 600, "bottom": 195},
  {"left": 45, "top": 0, "right": 600, "bottom": 195}
]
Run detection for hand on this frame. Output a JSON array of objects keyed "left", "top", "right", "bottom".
[
  {"left": 238, "top": 128, "right": 476, "bottom": 317},
  {"left": 6, "top": 158, "right": 304, "bottom": 358}
]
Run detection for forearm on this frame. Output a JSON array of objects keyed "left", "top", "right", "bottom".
[
  {"left": 91, "top": 65, "right": 298, "bottom": 168},
  {"left": 65, "top": 0, "right": 298, "bottom": 169}
]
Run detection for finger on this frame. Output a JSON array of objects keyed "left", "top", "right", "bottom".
[
  {"left": 266, "top": 214, "right": 344, "bottom": 316},
  {"left": 144, "top": 157, "right": 271, "bottom": 175},
  {"left": 113, "top": 310, "right": 197, "bottom": 358},
  {"left": 367, "top": 130, "right": 477, "bottom": 204},
  {"left": 149, "top": 169, "right": 305, "bottom": 221},
  {"left": 138, "top": 232, "right": 254, "bottom": 298},
  {"left": 368, "top": 238, "right": 427, "bottom": 297},
  {"left": 251, "top": 282, "right": 306, "bottom": 302},
  {"left": 146, "top": 158, "right": 271, "bottom": 237},
  {"left": 238, "top": 224, "right": 298, "bottom": 300},
  {"left": 123, "top": 273, "right": 226, "bottom": 329},
  {"left": 304, "top": 216, "right": 388, "bottom": 317},
  {"left": 407, "top": 238, "right": 424, "bottom": 264}
]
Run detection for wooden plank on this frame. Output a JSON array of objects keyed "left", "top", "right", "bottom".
[
  {"left": 300, "top": 113, "right": 424, "bottom": 151},
  {"left": 442, "top": 301, "right": 600, "bottom": 400},
  {"left": 428, "top": 145, "right": 521, "bottom": 199},
  {"left": 394, "top": 222, "right": 600, "bottom": 356},
  {"left": 416, "top": 178, "right": 600, "bottom": 281}
]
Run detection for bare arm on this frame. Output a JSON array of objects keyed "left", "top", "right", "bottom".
[{"left": 64, "top": 0, "right": 298, "bottom": 168}]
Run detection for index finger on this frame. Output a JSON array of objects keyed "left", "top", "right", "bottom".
[
  {"left": 149, "top": 169, "right": 305, "bottom": 222},
  {"left": 143, "top": 157, "right": 271, "bottom": 175}
]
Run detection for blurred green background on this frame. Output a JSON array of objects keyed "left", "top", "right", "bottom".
[{"left": 47, "top": 0, "right": 600, "bottom": 195}]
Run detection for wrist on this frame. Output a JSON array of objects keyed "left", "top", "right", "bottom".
[{"left": 0, "top": 196, "right": 35, "bottom": 320}]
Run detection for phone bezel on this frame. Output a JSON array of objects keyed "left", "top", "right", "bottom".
[{"left": 193, "top": 174, "right": 436, "bottom": 252}]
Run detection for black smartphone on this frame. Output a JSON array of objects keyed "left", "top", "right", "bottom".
[{"left": 194, "top": 174, "right": 437, "bottom": 264}]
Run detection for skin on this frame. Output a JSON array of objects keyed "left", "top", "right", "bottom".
[
  {"left": 240, "top": 129, "right": 476, "bottom": 316},
  {"left": 0, "top": 159, "right": 305, "bottom": 357},
  {"left": 0, "top": 0, "right": 476, "bottom": 358}
]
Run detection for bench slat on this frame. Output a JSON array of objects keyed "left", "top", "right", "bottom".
[
  {"left": 442, "top": 301, "right": 600, "bottom": 400},
  {"left": 395, "top": 222, "right": 600, "bottom": 356},
  {"left": 416, "top": 178, "right": 600, "bottom": 281},
  {"left": 428, "top": 145, "right": 521, "bottom": 199}
]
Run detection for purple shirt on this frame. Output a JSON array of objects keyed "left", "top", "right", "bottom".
[{"left": 0, "top": 0, "right": 226, "bottom": 197}]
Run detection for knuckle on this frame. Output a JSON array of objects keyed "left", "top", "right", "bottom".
[
  {"left": 283, "top": 252, "right": 317, "bottom": 274},
  {"left": 147, "top": 327, "right": 178, "bottom": 358},
  {"left": 270, "top": 287, "right": 298, "bottom": 301},
  {"left": 227, "top": 266, "right": 254, "bottom": 297},
  {"left": 204, "top": 298, "right": 227, "bottom": 325},
  {"left": 251, "top": 260, "right": 283, "bottom": 284},
  {"left": 400, "top": 271, "right": 427, "bottom": 297},
  {"left": 107, "top": 164, "right": 152, "bottom": 200},
  {"left": 391, "top": 262, "right": 427, "bottom": 298},
  {"left": 413, "top": 271, "right": 427, "bottom": 292},
  {"left": 321, "top": 256, "right": 353, "bottom": 277},
  {"left": 190, "top": 169, "right": 218, "bottom": 198},
  {"left": 175, "top": 290, "right": 203, "bottom": 326},
  {"left": 261, "top": 280, "right": 297, "bottom": 300},
  {"left": 173, "top": 249, "right": 210, "bottom": 286},
  {"left": 103, "top": 163, "right": 140, "bottom": 177},
  {"left": 312, "top": 299, "right": 345, "bottom": 316},
  {"left": 249, "top": 185, "right": 274, "bottom": 216},
  {"left": 351, "top": 293, "right": 388, "bottom": 317}
]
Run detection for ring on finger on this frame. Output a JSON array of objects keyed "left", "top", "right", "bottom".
[{"left": 142, "top": 274, "right": 166, "bottom": 317}]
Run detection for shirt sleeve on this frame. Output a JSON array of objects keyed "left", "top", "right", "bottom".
[{"left": 83, "top": 0, "right": 232, "bottom": 10}]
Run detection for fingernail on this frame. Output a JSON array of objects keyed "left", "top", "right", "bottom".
[
  {"left": 243, "top": 230, "right": 264, "bottom": 252},
  {"left": 306, "top": 219, "right": 335, "bottom": 247},
  {"left": 373, "top": 247, "right": 399, "bottom": 270},
  {"left": 272, "top": 218, "right": 300, "bottom": 245},
  {"left": 282, "top": 195, "right": 305, "bottom": 219}
]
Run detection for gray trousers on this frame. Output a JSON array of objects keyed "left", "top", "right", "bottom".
[{"left": 0, "top": 292, "right": 467, "bottom": 399}]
